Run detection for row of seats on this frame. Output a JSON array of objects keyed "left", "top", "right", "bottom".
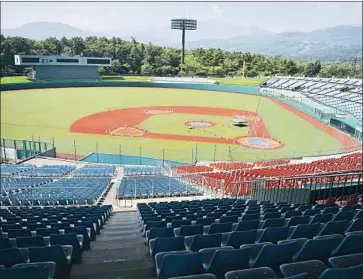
[
  {"left": 118, "top": 176, "right": 202, "bottom": 199},
  {"left": 261, "top": 77, "right": 362, "bottom": 119},
  {"left": 137, "top": 199, "right": 362, "bottom": 279},
  {"left": 20, "top": 165, "right": 76, "bottom": 177},
  {"left": 71, "top": 165, "right": 116, "bottom": 177},
  {"left": 123, "top": 166, "right": 164, "bottom": 176},
  {"left": 1, "top": 177, "right": 52, "bottom": 196},
  {"left": 1, "top": 177, "right": 111, "bottom": 206},
  {"left": 0, "top": 164, "right": 35, "bottom": 176},
  {"left": 0, "top": 205, "right": 112, "bottom": 279}
]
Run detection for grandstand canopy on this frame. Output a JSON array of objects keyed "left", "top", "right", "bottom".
[{"left": 14, "top": 55, "right": 112, "bottom": 67}]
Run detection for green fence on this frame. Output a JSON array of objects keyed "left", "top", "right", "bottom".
[{"left": 0, "top": 137, "right": 54, "bottom": 163}]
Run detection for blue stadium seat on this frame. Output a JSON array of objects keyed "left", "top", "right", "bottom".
[
  {"left": 16, "top": 236, "right": 46, "bottom": 248},
  {"left": 241, "top": 213, "right": 260, "bottom": 221},
  {"left": 208, "top": 222, "right": 233, "bottom": 234},
  {"left": 170, "top": 220, "right": 191, "bottom": 228},
  {"left": 175, "top": 225, "right": 204, "bottom": 237},
  {"left": 36, "top": 228, "right": 60, "bottom": 237},
  {"left": 65, "top": 226, "right": 91, "bottom": 250},
  {"left": 355, "top": 210, "right": 363, "bottom": 219},
  {"left": 309, "top": 214, "right": 333, "bottom": 224},
  {"left": 13, "top": 262, "right": 56, "bottom": 279},
  {"left": 289, "top": 223, "right": 321, "bottom": 239},
  {"left": 158, "top": 252, "right": 205, "bottom": 279},
  {"left": 29, "top": 245, "right": 72, "bottom": 279},
  {"left": 50, "top": 233, "right": 83, "bottom": 264},
  {"left": 150, "top": 236, "right": 185, "bottom": 257},
  {"left": 293, "top": 237, "right": 342, "bottom": 263},
  {"left": 188, "top": 234, "right": 222, "bottom": 252},
  {"left": 169, "top": 274, "right": 217, "bottom": 279},
  {"left": 155, "top": 250, "right": 193, "bottom": 277},
  {"left": 196, "top": 218, "right": 215, "bottom": 226},
  {"left": 258, "top": 226, "right": 289, "bottom": 243},
  {"left": 278, "top": 238, "right": 308, "bottom": 249},
  {"left": 147, "top": 228, "right": 175, "bottom": 242},
  {"left": 144, "top": 220, "right": 167, "bottom": 232},
  {"left": 322, "top": 207, "right": 339, "bottom": 215},
  {"left": 317, "top": 264, "right": 363, "bottom": 279},
  {"left": 0, "top": 237, "right": 12, "bottom": 249},
  {"left": 251, "top": 242, "right": 301, "bottom": 274},
  {"left": 206, "top": 248, "right": 251, "bottom": 279},
  {"left": 0, "top": 248, "right": 26, "bottom": 268},
  {"left": 7, "top": 229, "right": 32, "bottom": 238},
  {"left": 199, "top": 246, "right": 233, "bottom": 267},
  {"left": 333, "top": 211, "right": 355, "bottom": 222},
  {"left": 280, "top": 260, "right": 328, "bottom": 279},
  {"left": 219, "top": 216, "right": 238, "bottom": 224},
  {"left": 346, "top": 218, "right": 363, "bottom": 233},
  {"left": 341, "top": 205, "right": 359, "bottom": 212},
  {"left": 225, "top": 267, "right": 278, "bottom": 279},
  {"left": 261, "top": 218, "right": 285, "bottom": 229},
  {"left": 304, "top": 209, "right": 321, "bottom": 217},
  {"left": 331, "top": 233, "right": 363, "bottom": 256},
  {"left": 285, "top": 210, "right": 302, "bottom": 218},
  {"left": 263, "top": 212, "right": 281, "bottom": 219},
  {"left": 318, "top": 220, "right": 350, "bottom": 236},
  {"left": 287, "top": 216, "right": 310, "bottom": 226},
  {"left": 1, "top": 224, "right": 22, "bottom": 232},
  {"left": 328, "top": 253, "right": 363, "bottom": 268},
  {"left": 235, "top": 220, "right": 260, "bottom": 231},
  {"left": 240, "top": 242, "right": 271, "bottom": 260},
  {"left": 0, "top": 265, "right": 43, "bottom": 279},
  {"left": 223, "top": 230, "right": 257, "bottom": 248}
]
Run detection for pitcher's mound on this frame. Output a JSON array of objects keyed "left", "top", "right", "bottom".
[{"left": 110, "top": 127, "right": 146, "bottom": 137}]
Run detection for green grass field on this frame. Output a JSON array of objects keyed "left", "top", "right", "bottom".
[
  {"left": 0, "top": 87, "right": 343, "bottom": 163},
  {"left": 1, "top": 75, "right": 266, "bottom": 86}
]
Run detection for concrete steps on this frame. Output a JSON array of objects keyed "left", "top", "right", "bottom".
[{"left": 70, "top": 211, "right": 155, "bottom": 279}]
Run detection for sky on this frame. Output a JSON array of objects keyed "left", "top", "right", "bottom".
[{"left": 1, "top": 1, "right": 362, "bottom": 38}]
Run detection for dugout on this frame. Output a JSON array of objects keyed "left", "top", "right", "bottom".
[
  {"left": 14, "top": 55, "right": 112, "bottom": 81},
  {"left": 330, "top": 117, "right": 362, "bottom": 141}
]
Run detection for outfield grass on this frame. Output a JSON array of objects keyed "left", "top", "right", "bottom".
[
  {"left": 101, "top": 75, "right": 154, "bottom": 82},
  {"left": 0, "top": 76, "right": 31, "bottom": 84},
  {"left": 1, "top": 87, "right": 343, "bottom": 163},
  {"left": 0, "top": 75, "right": 265, "bottom": 86}
]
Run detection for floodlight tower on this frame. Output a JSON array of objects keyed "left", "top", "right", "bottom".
[{"left": 171, "top": 19, "right": 197, "bottom": 66}]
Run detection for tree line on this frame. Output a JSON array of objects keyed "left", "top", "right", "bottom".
[{"left": 1, "top": 35, "right": 361, "bottom": 79}]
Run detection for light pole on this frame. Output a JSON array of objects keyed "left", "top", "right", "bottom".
[{"left": 171, "top": 19, "right": 197, "bottom": 66}]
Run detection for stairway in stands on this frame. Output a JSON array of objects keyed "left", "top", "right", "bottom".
[{"left": 70, "top": 211, "right": 154, "bottom": 279}]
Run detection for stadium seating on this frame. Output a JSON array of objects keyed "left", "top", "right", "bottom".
[
  {"left": 124, "top": 166, "right": 164, "bottom": 176},
  {"left": 118, "top": 176, "right": 201, "bottom": 198},
  {"left": 261, "top": 77, "right": 362, "bottom": 120},
  {"left": 0, "top": 205, "right": 112, "bottom": 278},
  {"left": 0, "top": 164, "right": 35, "bottom": 176},
  {"left": 20, "top": 165, "right": 76, "bottom": 177},
  {"left": 137, "top": 198, "right": 363, "bottom": 279},
  {"left": 72, "top": 165, "right": 116, "bottom": 177},
  {"left": 1, "top": 177, "right": 110, "bottom": 205}
]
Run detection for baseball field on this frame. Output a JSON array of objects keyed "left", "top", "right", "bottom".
[{"left": 1, "top": 86, "right": 357, "bottom": 163}]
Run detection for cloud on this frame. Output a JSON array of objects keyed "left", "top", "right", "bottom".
[{"left": 210, "top": 4, "right": 224, "bottom": 19}]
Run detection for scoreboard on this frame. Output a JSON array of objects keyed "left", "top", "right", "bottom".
[{"left": 14, "top": 55, "right": 112, "bottom": 67}]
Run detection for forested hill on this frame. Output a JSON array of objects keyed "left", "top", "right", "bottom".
[
  {"left": 1, "top": 35, "right": 362, "bottom": 79},
  {"left": 1, "top": 22, "right": 361, "bottom": 62}
]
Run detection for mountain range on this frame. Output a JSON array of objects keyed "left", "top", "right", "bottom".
[{"left": 1, "top": 22, "right": 362, "bottom": 62}]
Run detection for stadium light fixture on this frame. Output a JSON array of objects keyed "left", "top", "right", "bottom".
[{"left": 171, "top": 19, "right": 197, "bottom": 66}]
